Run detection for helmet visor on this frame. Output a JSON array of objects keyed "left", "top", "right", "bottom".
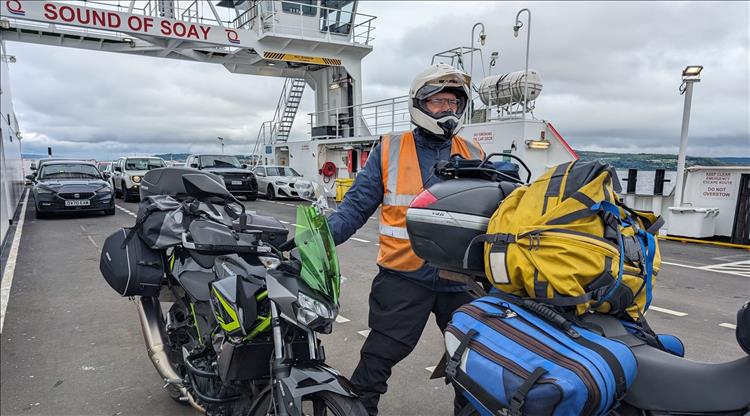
[{"left": 415, "top": 85, "right": 468, "bottom": 116}]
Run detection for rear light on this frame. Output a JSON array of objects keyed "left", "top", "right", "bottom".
[{"left": 410, "top": 190, "right": 438, "bottom": 208}]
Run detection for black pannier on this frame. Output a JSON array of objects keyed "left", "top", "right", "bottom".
[{"left": 100, "top": 228, "right": 164, "bottom": 297}]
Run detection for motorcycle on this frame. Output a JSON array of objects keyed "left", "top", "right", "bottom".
[
  {"left": 103, "top": 171, "right": 366, "bottom": 416},
  {"left": 405, "top": 155, "right": 750, "bottom": 416}
]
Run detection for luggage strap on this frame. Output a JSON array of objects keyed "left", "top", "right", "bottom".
[
  {"left": 446, "top": 328, "right": 547, "bottom": 416},
  {"left": 462, "top": 233, "right": 515, "bottom": 269}
]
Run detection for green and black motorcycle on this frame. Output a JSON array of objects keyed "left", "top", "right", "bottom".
[{"left": 100, "top": 170, "right": 365, "bottom": 416}]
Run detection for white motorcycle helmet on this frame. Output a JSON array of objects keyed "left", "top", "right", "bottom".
[{"left": 409, "top": 64, "right": 472, "bottom": 140}]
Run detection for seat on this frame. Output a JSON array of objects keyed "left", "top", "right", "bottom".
[
  {"left": 578, "top": 313, "right": 750, "bottom": 412},
  {"left": 624, "top": 344, "right": 750, "bottom": 412}
]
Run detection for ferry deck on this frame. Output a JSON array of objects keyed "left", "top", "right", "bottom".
[{"left": 1, "top": 194, "right": 748, "bottom": 415}]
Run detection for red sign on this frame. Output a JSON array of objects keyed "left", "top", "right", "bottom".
[{"left": 1, "top": 0, "right": 253, "bottom": 47}]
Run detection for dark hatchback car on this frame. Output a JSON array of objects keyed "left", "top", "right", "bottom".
[
  {"left": 29, "top": 161, "right": 115, "bottom": 218},
  {"left": 185, "top": 154, "right": 258, "bottom": 200}
]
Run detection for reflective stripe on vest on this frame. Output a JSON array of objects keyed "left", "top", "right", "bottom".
[{"left": 377, "top": 131, "right": 485, "bottom": 272}]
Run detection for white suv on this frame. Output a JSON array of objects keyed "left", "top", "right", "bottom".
[{"left": 112, "top": 156, "right": 166, "bottom": 201}]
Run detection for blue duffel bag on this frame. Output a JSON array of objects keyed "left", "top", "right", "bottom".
[{"left": 445, "top": 294, "right": 637, "bottom": 416}]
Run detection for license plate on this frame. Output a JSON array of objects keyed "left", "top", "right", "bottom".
[
  {"left": 65, "top": 200, "right": 90, "bottom": 207},
  {"left": 231, "top": 181, "right": 243, "bottom": 185}
]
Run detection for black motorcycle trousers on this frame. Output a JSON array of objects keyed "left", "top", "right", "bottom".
[{"left": 350, "top": 270, "right": 474, "bottom": 416}]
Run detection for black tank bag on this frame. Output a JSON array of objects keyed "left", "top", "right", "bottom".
[{"left": 100, "top": 228, "right": 164, "bottom": 297}]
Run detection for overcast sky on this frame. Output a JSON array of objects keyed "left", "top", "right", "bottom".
[{"left": 4, "top": 1, "right": 749, "bottom": 159}]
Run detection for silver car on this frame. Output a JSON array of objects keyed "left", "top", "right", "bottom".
[{"left": 252, "top": 165, "right": 307, "bottom": 200}]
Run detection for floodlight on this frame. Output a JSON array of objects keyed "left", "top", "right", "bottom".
[
  {"left": 682, "top": 65, "right": 703, "bottom": 77},
  {"left": 525, "top": 139, "right": 550, "bottom": 150}
]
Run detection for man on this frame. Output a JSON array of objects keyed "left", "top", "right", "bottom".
[{"left": 327, "top": 64, "right": 485, "bottom": 415}]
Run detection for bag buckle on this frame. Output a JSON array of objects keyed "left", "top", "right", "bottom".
[
  {"left": 445, "top": 358, "right": 459, "bottom": 379},
  {"left": 508, "top": 395, "right": 524, "bottom": 416}
]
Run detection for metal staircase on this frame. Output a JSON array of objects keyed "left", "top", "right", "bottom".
[
  {"left": 250, "top": 77, "right": 306, "bottom": 161},
  {"left": 276, "top": 78, "right": 306, "bottom": 143}
]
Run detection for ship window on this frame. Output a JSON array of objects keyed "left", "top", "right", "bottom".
[
  {"left": 282, "top": 0, "right": 317, "bottom": 16},
  {"left": 320, "top": 0, "right": 354, "bottom": 35}
]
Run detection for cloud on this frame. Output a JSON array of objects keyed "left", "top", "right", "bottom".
[{"left": 6, "top": 1, "right": 749, "bottom": 159}]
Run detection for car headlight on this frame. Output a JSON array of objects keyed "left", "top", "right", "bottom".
[
  {"left": 96, "top": 186, "right": 112, "bottom": 195},
  {"left": 275, "top": 181, "right": 288, "bottom": 186},
  {"left": 295, "top": 291, "right": 337, "bottom": 332},
  {"left": 131, "top": 175, "right": 141, "bottom": 183},
  {"left": 36, "top": 186, "right": 55, "bottom": 194}
]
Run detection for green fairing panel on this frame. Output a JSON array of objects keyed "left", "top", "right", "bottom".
[{"left": 294, "top": 206, "right": 340, "bottom": 304}]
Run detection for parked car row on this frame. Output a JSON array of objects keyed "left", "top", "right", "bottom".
[{"left": 27, "top": 154, "right": 309, "bottom": 219}]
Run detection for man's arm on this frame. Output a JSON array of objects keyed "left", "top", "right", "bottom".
[{"left": 327, "top": 144, "right": 384, "bottom": 245}]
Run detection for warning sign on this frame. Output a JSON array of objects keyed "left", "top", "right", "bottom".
[
  {"left": 472, "top": 131, "right": 494, "bottom": 144},
  {"left": 700, "top": 171, "right": 734, "bottom": 199}
]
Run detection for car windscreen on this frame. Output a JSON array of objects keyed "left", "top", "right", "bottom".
[
  {"left": 267, "top": 167, "right": 302, "bottom": 177},
  {"left": 98, "top": 163, "right": 112, "bottom": 172},
  {"left": 200, "top": 155, "right": 242, "bottom": 169},
  {"left": 125, "top": 158, "right": 165, "bottom": 170},
  {"left": 39, "top": 164, "right": 101, "bottom": 180}
]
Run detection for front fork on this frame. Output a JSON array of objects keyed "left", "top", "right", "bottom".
[{"left": 269, "top": 302, "right": 332, "bottom": 416}]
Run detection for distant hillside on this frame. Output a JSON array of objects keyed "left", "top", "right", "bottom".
[
  {"left": 716, "top": 157, "right": 750, "bottom": 166},
  {"left": 574, "top": 151, "right": 742, "bottom": 170}
]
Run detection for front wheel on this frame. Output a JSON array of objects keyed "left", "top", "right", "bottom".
[
  {"left": 266, "top": 185, "right": 276, "bottom": 200},
  {"left": 250, "top": 391, "right": 367, "bottom": 416}
]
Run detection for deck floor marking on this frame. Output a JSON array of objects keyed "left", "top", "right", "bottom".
[
  {"left": 87, "top": 235, "right": 99, "bottom": 248},
  {"left": 700, "top": 260, "right": 750, "bottom": 277},
  {"left": 79, "top": 224, "right": 87, "bottom": 232},
  {"left": 351, "top": 237, "right": 371, "bottom": 243},
  {"left": 425, "top": 366, "right": 436, "bottom": 373},
  {"left": 115, "top": 205, "right": 136, "bottom": 217},
  {"left": 649, "top": 306, "right": 688, "bottom": 317},
  {"left": 661, "top": 260, "right": 749, "bottom": 277},
  {"left": 358, "top": 329, "right": 371, "bottom": 338},
  {"left": 335, "top": 315, "right": 350, "bottom": 323},
  {"left": 279, "top": 220, "right": 290, "bottom": 224},
  {"left": 719, "top": 323, "right": 737, "bottom": 330},
  {"left": 1, "top": 191, "right": 29, "bottom": 334}
]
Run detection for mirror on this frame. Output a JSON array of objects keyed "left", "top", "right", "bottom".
[
  {"left": 25, "top": 174, "right": 36, "bottom": 181},
  {"left": 256, "top": 172, "right": 265, "bottom": 177},
  {"left": 190, "top": 163, "right": 199, "bottom": 168},
  {"left": 241, "top": 164, "right": 248, "bottom": 169},
  {"left": 114, "top": 166, "right": 122, "bottom": 172},
  {"left": 102, "top": 172, "right": 111, "bottom": 179},
  {"left": 182, "top": 173, "right": 232, "bottom": 201}
]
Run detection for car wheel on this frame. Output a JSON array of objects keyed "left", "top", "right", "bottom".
[
  {"left": 245, "top": 194, "right": 257, "bottom": 201},
  {"left": 35, "top": 208, "right": 48, "bottom": 219},
  {"left": 105, "top": 207, "right": 116, "bottom": 216},
  {"left": 267, "top": 185, "right": 275, "bottom": 200}
]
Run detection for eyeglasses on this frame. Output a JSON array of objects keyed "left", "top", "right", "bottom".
[{"left": 425, "top": 98, "right": 460, "bottom": 109}]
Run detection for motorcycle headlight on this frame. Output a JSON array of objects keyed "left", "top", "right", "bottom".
[
  {"left": 131, "top": 175, "right": 141, "bottom": 183},
  {"left": 295, "top": 292, "right": 337, "bottom": 333}
]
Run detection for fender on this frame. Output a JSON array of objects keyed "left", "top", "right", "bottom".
[{"left": 251, "top": 361, "right": 360, "bottom": 415}]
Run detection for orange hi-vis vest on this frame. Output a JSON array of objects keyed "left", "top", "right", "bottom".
[{"left": 378, "top": 131, "right": 485, "bottom": 272}]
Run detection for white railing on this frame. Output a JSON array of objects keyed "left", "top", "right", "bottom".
[
  {"left": 248, "top": 0, "right": 375, "bottom": 46},
  {"left": 308, "top": 95, "right": 412, "bottom": 138}
]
